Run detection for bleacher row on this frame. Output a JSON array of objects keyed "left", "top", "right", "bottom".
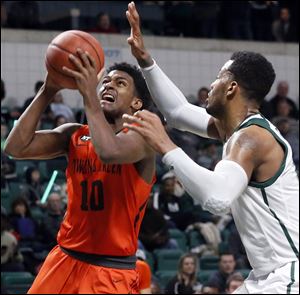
[{"left": 144, "top": 228, "right": 250, "bottom": 290}]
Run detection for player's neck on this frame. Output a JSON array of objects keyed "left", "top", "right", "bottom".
[
  {"left": 222, "top": 105, "right": 259, "bottom": 141},
  {"left": 104, "top": 114, "right": 125, "bottom": 133},
  {"left": 110, "top": 119, "right": 124, "bottom": 134}
]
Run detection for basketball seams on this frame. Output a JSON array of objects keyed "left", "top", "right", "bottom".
[
  {"left": 71, "top": 32, "right": 102, "bottom": 68},
  {"left": 51, "top": 43, "right": 74, "bottom": 55}
]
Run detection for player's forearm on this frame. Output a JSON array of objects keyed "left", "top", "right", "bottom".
[
  {"left": 162, "top": 148, "right": 248, "bottom": 215},
  {"left": 4, "top": 86, "right": 54, "bottom": 157},
  {"left": 140, "top": 60, "right": 211, "bottom": 138},
  {"left": 83, "top": 95, "right": 122, "bottom": 163}
]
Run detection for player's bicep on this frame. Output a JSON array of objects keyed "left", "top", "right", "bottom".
[
  {"left": 18, "top": 123, "right": 82, "bottom": 160},
  {"left": 224, "top": 130, "right": 259, "bottom": 181}
]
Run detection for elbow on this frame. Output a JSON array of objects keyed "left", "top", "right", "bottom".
[
  {"left": 3, "top": 140, "right": 26, "bottom": 159},
  {"left": 203, "top": 197, "right": 231, "bottom": 216},
  {"left": 95, "top": 149, "right": 119, "bottom": 164},
  {"left": 3, "top": 141, "right": 16, "bottom": 157}
]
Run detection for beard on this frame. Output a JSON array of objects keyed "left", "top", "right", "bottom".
[{"left": 206, "top": 99, "right": 224, "bottom": 119}]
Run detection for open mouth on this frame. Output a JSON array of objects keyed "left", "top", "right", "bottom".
[{"left": 101, "top": 93, "right": 116, "bottom": 103}]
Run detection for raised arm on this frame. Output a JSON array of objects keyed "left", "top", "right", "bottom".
[
  {"left": 126, "top": 1, "right": 221, "bottom": 140},
  {"left": 4, "top": 75, "right": 81, "bottom": 160},
  {"left": 123, "top": 110, "right": 252, "bottom": 216},
  {"left": 61, "top": 49, "right": 154, "bottom": 165}
]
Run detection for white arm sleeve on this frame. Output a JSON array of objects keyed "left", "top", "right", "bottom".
[
  {"left": 162, "top": 148, "right": 248, "bottom": 215},
  {"left": 141, "top": 60, "right": 211, "bottom": 138}
]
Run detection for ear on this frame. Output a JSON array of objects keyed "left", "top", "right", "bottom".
[
  {"left": 131, "top": 97, "right": 143, "bottom": 111},
  {"left": 227, "top": 81, "right": 238, "bottom": 98}
]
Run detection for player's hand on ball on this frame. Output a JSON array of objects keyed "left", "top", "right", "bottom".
[
  {"left": 62, "top": 48, "right": 98, "bottom": 99},
  {"left": 126, "top": 2, "right": 151, "bottom": 64},
  {"left": 122, "top": 110, "right": 178, "bottom": 155}
]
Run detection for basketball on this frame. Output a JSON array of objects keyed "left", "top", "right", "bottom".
[{"left": 45, "top": 30, "right": 105, "bottom": 89}]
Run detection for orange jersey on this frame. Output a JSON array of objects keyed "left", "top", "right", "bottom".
[{"left": 57, "top": 125, "right": 155, "bottom": 256}]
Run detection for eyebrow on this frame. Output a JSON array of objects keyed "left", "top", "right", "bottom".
[{"left": 103, "top": 75, "right": 128, "bottom": 81}]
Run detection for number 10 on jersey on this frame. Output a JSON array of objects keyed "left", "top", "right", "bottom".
[{"left": 80, "top": 180, "right": 104, "bottom": 211}]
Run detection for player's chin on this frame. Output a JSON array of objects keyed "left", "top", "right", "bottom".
[{"left": 100, "top": 101, "right": 115, "bottom": 110}]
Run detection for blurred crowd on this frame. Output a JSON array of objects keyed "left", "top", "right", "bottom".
[
  {"left": 1, "top": 75, "right": 298, "bottom": 293},
  {"left": 1, "top": 1, "right": 299, "bottom": 42}
]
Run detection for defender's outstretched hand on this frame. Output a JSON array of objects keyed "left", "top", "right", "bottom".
[
  {"left": 122, "top": 110, "right": 177, "bottom": 155},
  {"left": 126, "top": 1, "right": 153, "bottom": 67}
]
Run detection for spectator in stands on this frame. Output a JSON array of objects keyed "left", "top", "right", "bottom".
[
  {"left": 154, "top": 171, "right": 198, "bottom": 230},
  {"left": 249, "top": 1, "right": 275, "bottom": 41},
  {"left": 200, "top": 282, "right": 220, "bottom": 294},
  {"left": 225, "top": 272, "right": 244, "bottom": 294},
  {"left": 206, "top": 252, "right": 236, "bottom": 293},
  {"left": 136, "top": 249, "right": 152, "bottom": 294},
  {"left": 1, "top": 79, "right": 12, "bottom": 124},
  {"left": 9, "top": 106, "right": 22, "bottom": 122},
  {"left": 1, "top": 119, "right": 16, "bottom": 188},
  {"left": 21, "top": 80, "right": 54, "bottom": 126},
  {"left": 195, "top": 87, "right": 209, "bottom": 108},
  {"left": 260, "top": 81, "right": 298, "bottom": 120},
  {"left": 7, "top": 1, "right": 40, "bottom": 29},
  {"left": 168, "top": 127, "right": 200, "bottom": 161},
  {"left": 21, "top": 81, "right": 44, "bottom": 112},
  {"left": 54, "top": 114, "right": 68, "bottom": 127},
  {"left": 1, "top": 206, "right": 25, "bottom": 271},
  {"left": 227, "top": 224, "right": 251, "bottom": 269},
  {"left": 9, "top": 197, "right": 39, "bottom": 248},
  {"left": 139, "top": 207, "right": 179, "bottom": 252},
  {"left": 22, "top": 80, "right": 54, "bottom": 128},
  {"left": 165, "top": 253, "right": 202, "bottom": 294},
  {"left": 272, "top": 7, "right": 296, "bottom": 42},
  {"left": 89, "top": 12, "right": 119, "bottom": 34},
  {"left": 1, "top": 151, "right": 16, "bottom": 190},
  {"left": 150, "top": 276, "right": 162, "bottom": 294},
  {"left": 40, "top": 192, "right": 64, "bottom": 250},
  {"left": 22, "top": 166, "right": 44, "bottom": 206},
  {"left": 197, "top": 141, "right": 220, "bottom": 171},
  {"left": 50, "top": 91, "right": 75, "bottom": 123}
]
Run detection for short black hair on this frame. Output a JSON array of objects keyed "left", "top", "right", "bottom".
[
  {"left": 107, "top": 62, "right": 152, "bottom": 110},
  {"left": 228, "top": 51, "right": 276, "bottom": 105}
]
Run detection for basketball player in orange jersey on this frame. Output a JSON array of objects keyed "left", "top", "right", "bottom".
[{"left": 4, "top": 49, "right": 156, "bottom": 294}]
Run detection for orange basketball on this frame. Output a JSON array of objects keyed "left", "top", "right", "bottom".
[{"left": 45, "top": 30, "right": 105, "bottom": 89}]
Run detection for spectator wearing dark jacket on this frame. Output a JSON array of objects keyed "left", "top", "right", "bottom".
[
  {"left": 207, "top": 252, "right": 236, "bottom": 293},
  {"left": 40, "top": 192, "right": 64, "bottom": 249},
  {"left": 9, "top": 197, "right": 39, "bottom": 247}
]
